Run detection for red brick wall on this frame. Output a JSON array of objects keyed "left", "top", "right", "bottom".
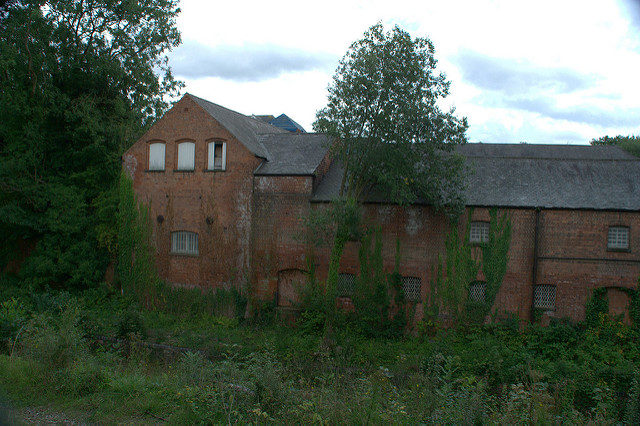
[
  {"left": 123, "top": 95, "right": 262, "bottom": 290},
  {"left": 536, "top": 210, "right": 640, "bottom": 321},
  {"left": 124, "top": 98, "right": 639, "bottom": 323},
  {"left": 271, "top": 204, "right": 639, "bottom": 323},
  {"left": 250, "top": 175, "right": 313, "bottom": 300}
]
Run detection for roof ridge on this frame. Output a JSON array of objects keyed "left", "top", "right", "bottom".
[
  {"left": 186, "top": 93, "right": 285, "bottom": 134},
  {"left": 464, "top": 155, "right": 640, "bottom": 161}
]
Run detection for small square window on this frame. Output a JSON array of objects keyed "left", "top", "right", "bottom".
[
  {"left": 401, "top": 276, "right": 421, "bottom": 302},
  {"left": 337, "top": 273, "right": 355, "bottom": 297},
  {"left": 171, "top": 231, "right": 198, "bottom": 255},
  {"left": 208, "top": 142, "right": 226, "bottom": 171},
  {"left": 469, "top": 221, "right": 490, "bottom": 243},
  {"left": 468, "top": 281, "right": 486, "bottom": 303},
  {"left": 177, "top": 142, "right": 195, "bottom": 171},
  {"left": 149, "top": 142, "right": 165, "bottom": 171},
  {"left": 534, "top": 285, "right": 556, "bottom": 310},
  {"left": 608, "top": 226, "right": 629, "bottom": 250}
]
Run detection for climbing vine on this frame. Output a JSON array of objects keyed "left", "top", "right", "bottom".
[
  {"left": 585, "top": 286, "right": 640, "bottom": 328},
  {"left": 475, "top": 208, "right": 512, "bottom": 322},
  {"left": 428, "top": 208, "right": 512, "bottom": 326},
  {"left": 117, "top": 172, "right": 161, "bottom": 309},
  {"left": 428, "top": 211, "right": 480, "bottom": 325}
]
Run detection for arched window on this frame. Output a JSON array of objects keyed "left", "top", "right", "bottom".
[
  {"left": 148, "top": 142, "right": 165, "bottom": 171},
  {"left": 208, "top": 141, "right": 226, "bottom": 171},
  {"left": 171, "top": 231, "right": 198, "bottom": 255},
  {"left": 177, "top": 141, "right": 195, "bottom": 171}
]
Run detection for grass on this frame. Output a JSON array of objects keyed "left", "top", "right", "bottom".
[{"left": 1, "top": 281, "right": 639, "bottom": 424}]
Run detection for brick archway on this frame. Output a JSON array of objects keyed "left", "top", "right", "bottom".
[
  {"left": 606, "top": 287, "right": 632, "bottom": 325},
  {"left": 277, "top": 269, "right": 307, "bottom": 307}
]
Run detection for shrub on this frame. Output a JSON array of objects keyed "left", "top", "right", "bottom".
[
  {"left": 0, "top": 297, "right": 27, "bottom": 353},
  {"left": 20, "top": 301, "right": 87, "bottom": 370},
  {"left": 117, "top": 307, "right": 146, "bottom": 339}
]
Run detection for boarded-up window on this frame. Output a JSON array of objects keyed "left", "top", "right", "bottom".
[
  {"left": 337, "top": 273, "right": 356, "bottom": 297},
  {"left": 149, "top": 142, "right": 165, "bottom": 171},
  {"left": 402, "top": 276, "right": 422, "bottom": 302},
  {"left": 277, "top": 269, "right": 306, "bottom": 307},
  {"left": 608, "top": 226, "right": 629, "bottom": 250},
  {"left": 534, "top": 285, "right": 556, "bottom": 310},
  {"left": 469, "top": 281, "right": 486, "bottom": 303},
  {"left": 177, "top": 142, "right": 195, "bottom": 170},
  {"left": 171, "top": 231, "right": 198, "bottom": 255},
  {"left": 469, "top": 221, "right": 489, "bottom": 243},
  {"left": 208, "top": 142, "right": 226, "bottom": 171}
]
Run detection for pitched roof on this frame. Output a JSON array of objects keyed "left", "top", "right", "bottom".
[
  {"left": 268, "top": 114, "right": 306, "bottom": 133},
  {"left": 313, "top": 143, "right": 640, "bottom": 211},
  {"left": 188, "top": 93, "right": 286, "bottom": 159},
  {"left": 254, "top": 133, "right": 331, "bottom": 175}
]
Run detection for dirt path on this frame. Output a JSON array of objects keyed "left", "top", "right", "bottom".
[{"left": 7, "top": 406, "right": 89, "bottom": 425}]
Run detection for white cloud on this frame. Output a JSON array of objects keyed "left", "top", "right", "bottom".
[{"left": 173, "top": 0, "right": 640, "bottom": 143}]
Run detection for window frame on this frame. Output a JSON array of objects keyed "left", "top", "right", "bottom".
[
  {"left": 401, "top": 276, "right": 422, "bottom": 302},
  {"left": 468, "top": 281, "right": 487, "bottom": 303},
  {"left": 607, "top": 225, "right": 630, "bottom": 252},
  {"left": 147, "top": 141, "right": 166, "bottom": 172},
  {"left": 170, "top": 231, "right": 199, "bottom": 256},
  {"left": 533, "top": 284, "right": 556, "bottom": 311},
  {"left": 176, "top": 140, "right": 196, "bottom": 172},
  {"left": 469, "top": 221, "right": 490, "bottom": 244},
  {"left": 207, "top": 141, "right": 227, "bottom": 171},
  {"left": 337, "top": 273, "right": 356, "bottom": 297}
]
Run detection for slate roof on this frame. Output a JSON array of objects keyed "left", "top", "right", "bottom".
[
  {"left": 254, "top": 133, "right": 331, "bottom": 175},
  {"left": 269, "top": 114, "right": 306, "bottom": 133},
  {"left": 313, "top": 143, "right": 640, "bottom": 211},
  {"left": 188, "top": 93, "right": 286, "bottom": 159},
  {"left": 189, "top": 94, "right": 328, "bottom": 174}
]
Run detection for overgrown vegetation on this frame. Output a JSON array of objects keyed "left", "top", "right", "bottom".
[
  {"left": 313, "top": 23, "right": 469, "bottom": 318},
  {"left": 428, "top": 209, "right": 512, "bottom": 326},
  {"left": 0, "top": 0, "right": 181, "bottom": 287},
  {"left": 1, "top": 278, "right": 639, "bottom": 424}
]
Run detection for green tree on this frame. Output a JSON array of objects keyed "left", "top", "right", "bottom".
[
  {"left": 0, "top": 0, "right": 181, "bottom": 287},
  {"left": 312, "top": 23, "right": 468, "bottom": 317},
  {"left": 314, "top": 23, "right": 468, "bottom": 208},
  {"left": 590, "top": 135, "right": 640, "bottom": 157}
]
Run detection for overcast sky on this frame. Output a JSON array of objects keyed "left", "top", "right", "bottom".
[{"left": 169, "top": 0, "right": 640, "bottom": 144}]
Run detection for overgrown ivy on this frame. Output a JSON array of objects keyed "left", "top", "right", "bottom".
[
  {"left": 428, "top": 208, "right": 512, "bottom": 326},
  {"left": 585, "top": 286, "right": 640, "bottom": 328},
  {"left": 117, "top": 172, "right": 161, "bottom": 309}
]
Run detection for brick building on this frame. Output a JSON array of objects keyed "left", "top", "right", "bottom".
[{"left": 123, "top": 93, "right": 640, "bottom": 323}]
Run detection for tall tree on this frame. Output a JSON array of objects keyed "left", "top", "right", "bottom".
[
  {"left": 312, "top": 23, "right": 468, "bottom": 314},
  {"left": 0, "top": 0, "right": 181, "bottom": 287},
  {"left": 314, "top": 23, "right": 468, "bottom": 210}
]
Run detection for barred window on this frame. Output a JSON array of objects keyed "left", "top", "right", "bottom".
[
  {"left": 469, "top": 221, "right": 490, "bottom": 243},
  {"left": 171, "top": 231, "right": 198, "bottom": 255},
  {"left": 469, "top": 281, "right": 486, "bottom": 303},
  {"left": 534, "top": 285, "right": 556, "bottom": 310},
  {"left": 208, "top": 142, "right": 226, "bottom": 171},
  {"left": 177, "top": 141, "right": 195, "bottom": 170},
  {"left": 149, "top": 142, "right": 165, "bottom": 171},
  {"left": 608, "top": 226, "right": 629, "bottom": 250},
  {"left": 337, "top": 273, "right": 355, "bottom": 297},
  {"left": 402, "top": 276, "right": 422, "bottom": 302}
]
